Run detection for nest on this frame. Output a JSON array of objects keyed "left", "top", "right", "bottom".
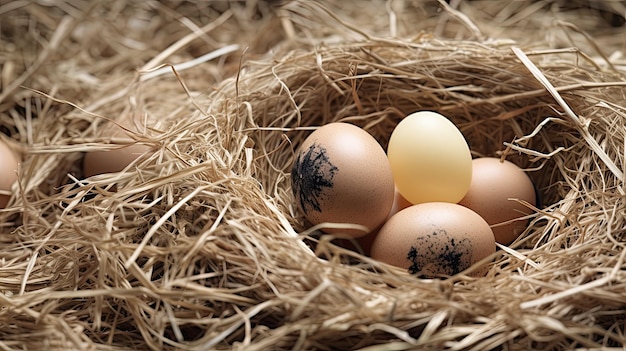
[{"left": 1, "top": 1, "right": 626, "bottom": 350}]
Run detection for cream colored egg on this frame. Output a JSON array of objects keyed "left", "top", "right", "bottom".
[
  {"left": 458, "top": 157, "right": 537, "bottom": 245},
  {"left": 291, "top": 122, "right": 395, "bottom": 238},
  {"left": 370, "top": 202, "right": 495, "bottom": 277},
  {"left": 387, "top": 111, "right": 472, "bottom": 204}
]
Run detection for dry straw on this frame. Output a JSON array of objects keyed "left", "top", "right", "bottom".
[{"left": 1, "top": 0, "right": 626, "bottom": 350}]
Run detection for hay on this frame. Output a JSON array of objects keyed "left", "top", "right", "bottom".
[{"left": 1, "top": 0, "right": 626, "bottom": 350}]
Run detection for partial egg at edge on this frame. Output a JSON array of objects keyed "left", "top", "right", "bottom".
[{"left": 0, "top": 140, "right": 19, "bottom": 209}]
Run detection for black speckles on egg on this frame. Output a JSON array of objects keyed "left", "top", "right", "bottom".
[
  {"left": 407, "top": 246, "right": 419, "bottom": 272},
  {"left": 291, "top": 142, "right": 338, "bottom": 214},
  {"left": 406, "top": 229, "right": 473, "bottom": 277},
  {"left": 370, "top": 202, "right": 495, "bottom": 278}
]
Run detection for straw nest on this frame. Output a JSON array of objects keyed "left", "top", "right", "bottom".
[{"left": 1, "top": 1, "right": 626, "bottom": 350}]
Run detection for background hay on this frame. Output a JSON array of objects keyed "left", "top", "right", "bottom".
[{"left": 1, "top": 0, "right": 626, "bottom": 350}]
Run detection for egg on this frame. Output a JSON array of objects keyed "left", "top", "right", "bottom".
[
  {"left": 291, "top": 122, "right": 395, "bottom": 238},
  {"left": 83, "top": 120, "right": 153, "bottom": 177},
  {"left": 0, "top": 140, "right": 19, "bottom": 209},
  {"left": 370, "top": 202, "right": 495, "bottom": 278},
  {"left": 83, "top": 143, "right": 153, "bottom": 177},
  {"left": 458, "top": 157, "right": 537, "bottom": 245},
  {"left": 387, "top": 111, "right": 472, "bottom": 204}
]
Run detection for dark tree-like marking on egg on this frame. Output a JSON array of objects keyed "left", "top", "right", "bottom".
[
  {"left": 407, "top": 247, "right": 420, "bottom": 273},
  {"left": 406, "top": 229, "right": 473, "bottom": 277},
  {"left": 291, "top": 143, "right": 338, "bottom": 214}
]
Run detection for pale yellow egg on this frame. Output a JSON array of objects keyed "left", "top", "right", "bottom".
[{"left": 387, "top": 111, "right": 472, "bottom": 204}]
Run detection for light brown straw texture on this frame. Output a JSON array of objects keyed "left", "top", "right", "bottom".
[{"left": 1, "top": 1, "right": 626, "bottom": 350}]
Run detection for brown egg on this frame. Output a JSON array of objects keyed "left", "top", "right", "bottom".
[
  {"left": 0, "top": 140, "right": 19, "bottom": 208},
  {"left": 458, "top": 157, "right": 536, "bottom": 245},
  {"left": 291, "top": 122, "right": 395, "bottom": 238},
  {"left": 83, "top": 143, "right": 153, "bottom": 177},
  {"left": 83, "top": 120, "right": 153, "bottom": 177},
  {"left": 370, "top": 202, "right": 495, "bottom": 278}
]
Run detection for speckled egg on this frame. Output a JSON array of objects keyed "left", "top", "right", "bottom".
[
  {"left": 370, "top": 202, "right": 496, "bottom": 278},
  {"left": 291, "top": 122, "right": 395, "bottom": 238}
]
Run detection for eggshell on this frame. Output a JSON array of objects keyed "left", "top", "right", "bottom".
[
  {"left": 458, "top": 157, "right": 537, "bottom": 245},
  {"left": 370, "top": 202, "right": 495, "bottom": 278},
  {"left": 0, "top": 140, "right": 19, "bottom": 208},
  {"left": 291, "top": 122, "right": 395, "bottom": 238},
  {"left": 387, "top": 111, "right": 472, "bottom": 204},
  {"left": 83, "top": 120, "right": 153, "bottom": 177},
  {"left": 83, "top": 143, "right": 153, "bottom": 177}
]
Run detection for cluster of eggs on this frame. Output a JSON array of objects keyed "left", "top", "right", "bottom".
[
  {"left": 0, "top": 111, "right": 534, "bottom": 279},
  {"left": 291, "top": 111, "right": 537, "bottom": 278}
]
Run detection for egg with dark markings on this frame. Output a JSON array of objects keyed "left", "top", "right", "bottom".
[
  {"left": 291, "top": 122, "right": 395, "bottom": 238},
  {"left": 371, "top": 202, "right": 495, "bottom": 278}
]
